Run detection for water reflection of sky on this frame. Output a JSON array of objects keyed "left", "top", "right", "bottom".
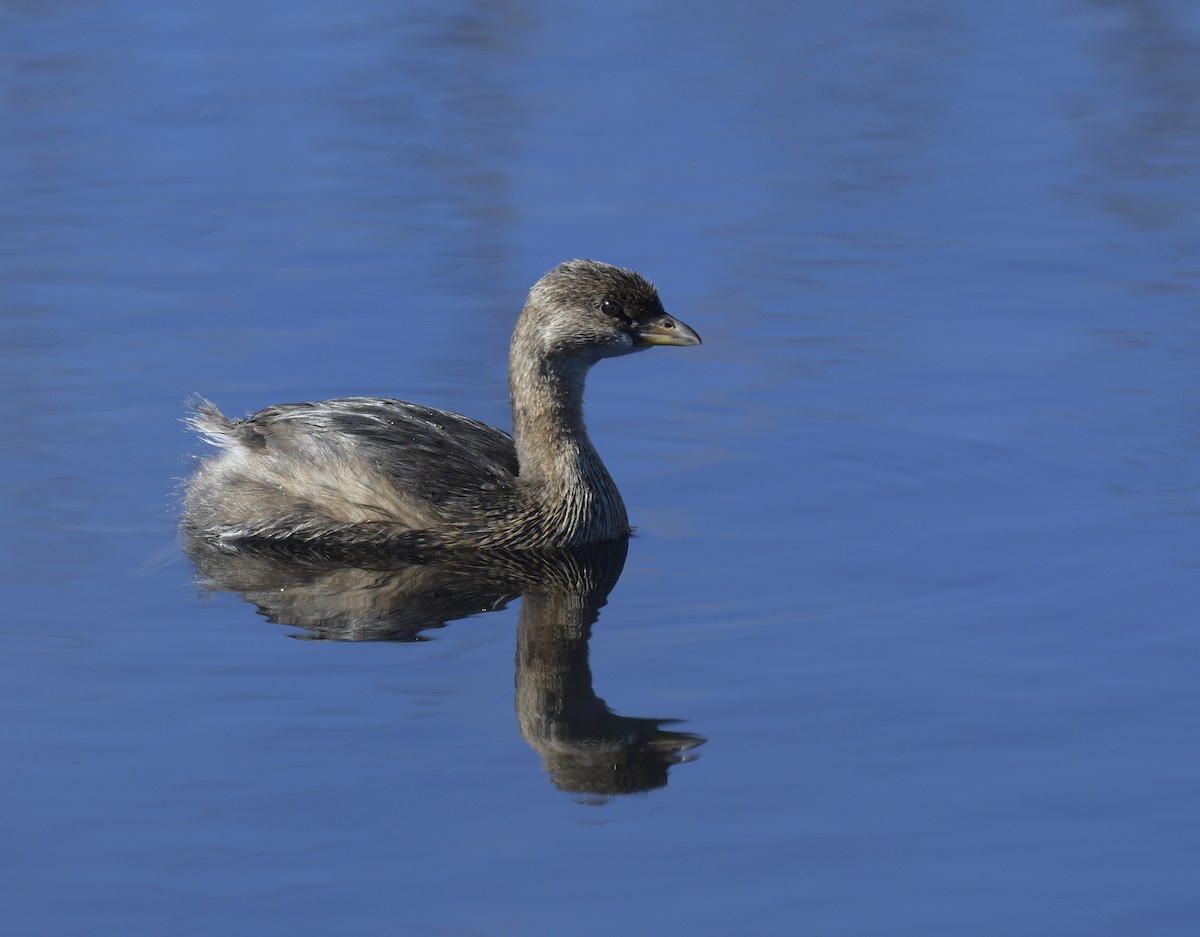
[{"left": 3, "top": 2, "right": 1199, "bottom": 935}]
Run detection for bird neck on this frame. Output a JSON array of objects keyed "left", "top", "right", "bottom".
[
  {"left": 510, "top": 354, "right": 597, "bottom": 481},
  {"left": 508, "top": 352, "right": 628, "bottom": 538}
]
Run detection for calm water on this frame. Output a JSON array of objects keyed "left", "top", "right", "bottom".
[{"left": 4, "top": 2, "right": 1199, "bottom": 934}]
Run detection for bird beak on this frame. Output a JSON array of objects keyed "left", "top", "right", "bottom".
[{"left": 633, "top": 314, "right": 702, "bottom": 347}]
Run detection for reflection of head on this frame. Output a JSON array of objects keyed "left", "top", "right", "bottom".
[
  {"left": 535, "top": 720, "right": 705, "bottom": 796},
  {"left": 513, "top": 541, "right": 704, "bottom": 797},
  {"left": 186, "top": 534, "right": 704, "bottom": 795}
]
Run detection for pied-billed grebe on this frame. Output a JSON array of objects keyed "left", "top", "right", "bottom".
[{"left": 183, "top": 260, "right": 700, "bottom": 553}]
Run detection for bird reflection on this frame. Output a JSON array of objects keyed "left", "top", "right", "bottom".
[{"left": 185, "top": 535, "right": 704, "bottom": 796}]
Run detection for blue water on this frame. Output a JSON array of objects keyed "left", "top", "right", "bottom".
[{"left": 4, "top": 2, "right": 1200, "bottom": 934}]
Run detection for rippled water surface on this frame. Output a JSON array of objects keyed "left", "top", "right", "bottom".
[{"left": 4, "top": 3, "right": 1199, "bottom": 935}]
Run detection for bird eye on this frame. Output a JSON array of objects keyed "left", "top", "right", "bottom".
[{"left": 601, "top": 299, "right": 625, "bottom": 320}]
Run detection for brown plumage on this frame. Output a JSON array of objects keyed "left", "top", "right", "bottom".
[{"left": 182, "top": 260, "right": 700, "bottom": 554}]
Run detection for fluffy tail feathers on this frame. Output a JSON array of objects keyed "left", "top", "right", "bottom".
[{"left": 185, "top": 396, "right": 238, "bottom": 449}]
